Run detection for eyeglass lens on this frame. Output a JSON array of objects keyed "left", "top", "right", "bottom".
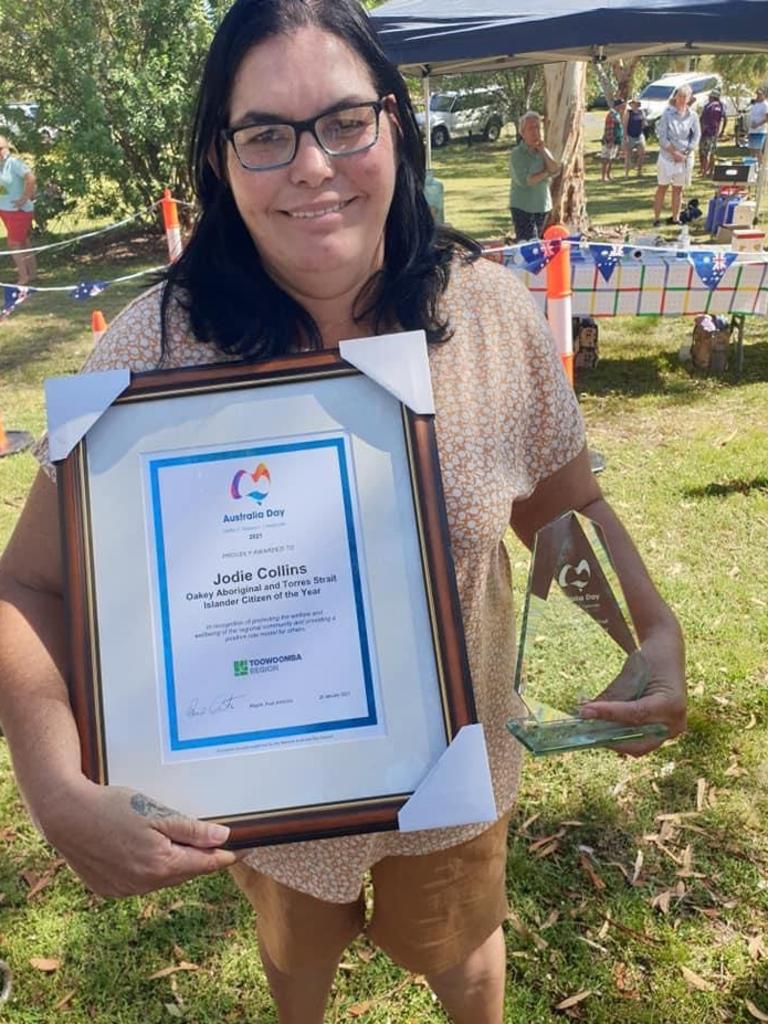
[{"left": 232, "top": 103, "right": 379, "bottom": 169}]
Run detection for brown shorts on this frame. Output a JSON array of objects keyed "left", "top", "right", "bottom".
[{"left": 230, "top": 815, "right": 510, "bottom": 976}]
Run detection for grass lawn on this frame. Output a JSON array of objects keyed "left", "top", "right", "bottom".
[{"left": 0, "top": 116, "right": 767, "bottom": 1023}]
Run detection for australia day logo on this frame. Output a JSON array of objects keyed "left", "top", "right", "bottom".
[{"left": 230, "top": 462, "right": 271, "bottom": 504}]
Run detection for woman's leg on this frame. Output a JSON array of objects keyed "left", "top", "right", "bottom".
[
  {"left": 653, "top": 184, "right": 668, "bottom": 221},
  {"left": 256, "top": 929, "right": 351, "bottom": 1024},
  {"left": 230, "top": 863, "right": 364, "bottom": 1024},
  {"left": 7, "top": 241, "right": 30, "bottom": 286},
  {"left": 671, "top": 185, "right": 684, "bottom": 221},
  {"left": 425, "top": 925, "right": 506, "bottom": 1024}
]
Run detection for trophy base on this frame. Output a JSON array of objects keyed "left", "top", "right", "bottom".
[{"left": 507, "top": 703, "right": 668, "bottom": 756}]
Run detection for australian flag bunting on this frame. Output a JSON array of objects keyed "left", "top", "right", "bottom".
[
  {"left": 1, "top": 285, "right": 30, "bottom": 320},
  {"left": 589, "top": 243, "right": 627, "bottom": 282},
  {"left": 519, "top": 238, "right": 561, "bottom": 275},
  {"left": 688, "top": 250, "right": 737, "bottom": 291},
  {"left": 72, "top": 280, "right": 108, "bottom": 300}
]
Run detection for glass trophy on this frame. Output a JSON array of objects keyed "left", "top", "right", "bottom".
[{"left": 507, "top": 511, "right": 668, "bottom": 756}]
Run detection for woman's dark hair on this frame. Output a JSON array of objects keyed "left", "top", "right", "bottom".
[{"left": 160, "top": 0, "right": 479, "bottom": 360}]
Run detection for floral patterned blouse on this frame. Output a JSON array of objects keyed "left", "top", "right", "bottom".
[{"left": 38, "top": 254, "right": 585, "bottom": 902}]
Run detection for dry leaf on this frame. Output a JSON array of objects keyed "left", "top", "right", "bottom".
[
  {"left": 597, "top": 915, "right": 611, "bottom": 940},
  {"left": 745, "top": 998, "right": 768, "bottom": 1021},
  {"left": 651, "top": 890, "right": 672, "bottom": 914},
  {"left": 164, "top": 1004, "right": 183, "bottom": 1018},
  {"left": 356, "top": 947, "right": 376, "bottom": 963},
  {"left": 518, "top": 812, "right": 541, "bottom": 834},
  {"left": 555, "top": 990, "right": 592, "bottom": 1010},
  {"left": 148, "top": 963, "right": 199, "bottom": 980},
  {"left": 748, "top": 935, "right": 767, "bottom": 961},
  {"left": 54, "top": 990, "right": 76, "bottom": 1010},
  {"left": 529, "top": 831, "right": 565, "bottom": 853},
  {"left": 540, "top": 909, "right": 560, "bottom": 930},
  {"left": 580, "top": 853, "right": 606, "bottom": 891},
  {"left": 746, "top": 713, "right": 757, "bottom": 731},
  {"left": 533, "top": 840, "right": 560, "bottom": 860},
  {"left": 696, "top": 779, "right": 707, "bottom": 812},
  {"left": 680, "top": 966, "right": 715, "bottom": 992},
  {"left": 29, "top": 957, "right": 60, "bottom": 973},
  {"left": 347, "top": 1000, "right": 374, "bottom": 1017},
  {"left": 631, "top": 850, "right": 644, "bottom": 886}
]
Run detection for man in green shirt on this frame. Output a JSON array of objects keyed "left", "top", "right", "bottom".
[{"left": 509, "top": 112, "right": 561, "bottom": 240}]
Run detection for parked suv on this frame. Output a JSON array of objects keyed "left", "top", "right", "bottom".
[
  {"left": 638, "top": 72, "right": 722, "bottom": 132},
  {"left": 416, "top": 88, "right": 505, "bottom": 148}
]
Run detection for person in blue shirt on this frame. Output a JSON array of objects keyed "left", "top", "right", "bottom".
[{"left": 652, "top": 86, "right": 701, "bottom": 226}]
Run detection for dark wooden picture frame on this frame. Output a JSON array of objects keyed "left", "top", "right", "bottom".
[{"left": 57, "top": 350, "right": 475, "bottom": 848}]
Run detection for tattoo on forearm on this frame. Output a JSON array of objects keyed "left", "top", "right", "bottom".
[{"left": 130, "top": 793, "right": 176, "bottom": 819}]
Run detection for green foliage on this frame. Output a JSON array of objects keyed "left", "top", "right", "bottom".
[
  {"left": 0, "top": 0, "right": 224, "bottom": 216},
  {"left": 711, "top": 54, "right": 768, "bottom": 93}
]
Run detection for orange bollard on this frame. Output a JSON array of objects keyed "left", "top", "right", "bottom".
[
  {"left": 161, "top": 188, "right": 183, "bottom": 263},
  {"left": 92, "top": 309, "right": 107, "bottom": 345},
  {"left": 543, "top": 224, "right": 573, "bottom": 386}
]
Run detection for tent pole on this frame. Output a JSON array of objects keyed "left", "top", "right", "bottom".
[
  {"left": 754, "top": 149, "right": 767, "bottom": 227},
  {"left": 423, "top": 71, "right": 432, "bottom": 169}
]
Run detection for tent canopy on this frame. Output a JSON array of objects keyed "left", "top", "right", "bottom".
[{"left": 368, "top": 0, "right": 768, "bottom": 75}]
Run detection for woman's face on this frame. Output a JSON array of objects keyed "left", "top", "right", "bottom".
[{"left": 223, "top": 27, "right": 399, "bottom": 299}]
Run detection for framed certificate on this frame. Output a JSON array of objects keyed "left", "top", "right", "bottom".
[{"left": 58, "top": 351, "right": 476, "bottom": 847}]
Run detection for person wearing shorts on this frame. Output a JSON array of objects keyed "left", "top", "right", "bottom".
[
  {"left": 601, "top": 99, "right": 625, "bottom": 181},
  {"left": 623, "top": 98, "right": 647, "bottom": 177},
  {"left": 0, "top": 136, "right": 36, "bottom": 286},
  {"left": 653, "top": 85, "right": 700, "bottom": 226},
  {"left": 748, "top": 87, "right": 768, "bottom": 163}
]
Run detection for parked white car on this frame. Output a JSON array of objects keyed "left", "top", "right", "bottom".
[
  {"left": 415, "top": 88, "right": 505, "bottom": 148},
  {"left": 639, "top": 71, "right": 722, "bottom": 130}
]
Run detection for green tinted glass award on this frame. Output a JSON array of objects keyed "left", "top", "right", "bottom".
[{"left": 507, "top": 511, "right": 668, "bottom": 756}]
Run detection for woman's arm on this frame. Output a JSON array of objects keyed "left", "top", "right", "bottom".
[
  {"left": 12, "top": 168, "right": 36, "bottom": 209},
  {"left": 0, "top": 471, "right": 241, "bottom": 895},
  {"left": 510, "top": 447, "right": 686, "bottom": 757}
]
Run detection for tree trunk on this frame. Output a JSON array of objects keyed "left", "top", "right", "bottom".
[{"left": 543, "top": 62, "right": 589, "bottom": 234}]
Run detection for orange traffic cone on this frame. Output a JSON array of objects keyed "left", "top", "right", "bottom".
[{"left": 92, "top": 309, "right": 107, "bottom": 345}]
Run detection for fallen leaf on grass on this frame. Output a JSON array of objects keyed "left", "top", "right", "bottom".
[
  {"left": 680, "top": 966, "right": 715, "bottom": 992},
  {"left": 748, "top": 935, "right": 767, "bottom": 960},
  {"left": 29, "top": 957, "right": 61, "bottom": 973},
  {"left": 164, "top": 1003, "right": 183, "bottom": 1018},
  {"left": 529, "top": 830, "right": 565, "bottom": 853},
  {"left": 148, "top": 962, "right": 199, "bottom": 980},
  {"left": 631, "top": 850, "right": 644, "bottom": 886},
  {"left": 540, "top": 909, "right": 560, "bottom": 930},
  {"left": 696, "top": 780, "right": 707, "bottom": 812},
  {"left": 54, "top": 991, "right": 76, "bottom": 1010},
  {"left": 347, "top": 1000, "right": 374, "bottom": 1017},
  {"left": 533, "top": 840, "right": 560, "bottom": 859},
  {"left": 746, "top": 999, "right": 768, "bottom": 1021},
  {"left": 555, "top": 990, "right": 591, "bottom": 1010},
  {"left": 579, "top": 853, "right": 606, "bottom": 891}
]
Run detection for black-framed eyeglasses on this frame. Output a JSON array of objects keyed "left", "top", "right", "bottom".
[{"left": 223, "top": 99, "right": 385, "bottom": 172}]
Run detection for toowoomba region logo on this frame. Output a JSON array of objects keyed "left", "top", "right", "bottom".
[{"left": 230, "top": 462, "right": 271, "bottom": 503}]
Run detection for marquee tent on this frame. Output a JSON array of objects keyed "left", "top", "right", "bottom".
[{"left": 368, "top": 0, "right": 768, "bottom": 76}]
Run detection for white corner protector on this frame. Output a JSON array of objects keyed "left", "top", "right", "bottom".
[
  {"left": 45, "top": 369, "right": 131, "bottom": 462},
  {"left": 398, "top": 724, "right": 498, "bottom": 832},
  {"left": 339, "top": 330, "right": 434, "bottom": 414}
]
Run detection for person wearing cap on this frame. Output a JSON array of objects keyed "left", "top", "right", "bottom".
[
  {"left": 623, "top": 98, "right": 647, "bottom": 177},
  {"left": 747, "top": 87, "right": 768, "bottom": 163},
  {"left": 601, "top": 98, "right": 625, "bottom": 181},
  {"left": 698, "top": 88, "right": 727, "bottom": 177}
]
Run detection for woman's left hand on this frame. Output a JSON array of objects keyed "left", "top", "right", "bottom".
[{"left": 578, "top": 626, "right": 686, "bottom": 758}]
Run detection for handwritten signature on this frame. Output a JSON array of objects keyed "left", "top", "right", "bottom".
[{"left": 186, "top": 693, "right": 247, "bottom": 718}]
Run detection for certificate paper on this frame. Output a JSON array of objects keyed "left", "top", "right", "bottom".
[
  {"left": 145, "top": 432, "right": 384, "bottom": 760},
  {"left": 58, "top": 353, "right": 477, "bottom": 845}
]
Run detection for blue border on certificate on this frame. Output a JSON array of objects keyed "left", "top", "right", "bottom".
[{"left": 148, "top": 438, "right": 377, "bottom": 751}]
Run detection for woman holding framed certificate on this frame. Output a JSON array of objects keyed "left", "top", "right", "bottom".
[{"left": 0, "top": 1, "right": 686, "bottom": 1021}]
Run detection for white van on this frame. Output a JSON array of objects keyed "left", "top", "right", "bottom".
[
  {"left": 639, "top": 71, "right": 722, "bottom": 130},
  {"left": 415, "top": 88, "right": 505, "bottom": 148}
]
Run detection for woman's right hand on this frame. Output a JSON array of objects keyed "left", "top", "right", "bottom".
[{"left": 39, "top": 777, "right": 242, "bottom": 897}]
